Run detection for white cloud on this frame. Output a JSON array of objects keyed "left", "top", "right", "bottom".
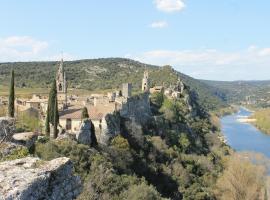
[
  {"left": 154, "top": 0, "right": 185, "bottom": 13},
  {"left": 150, "top": 20, "right": 168, "bottom": 28},
  {"left": 0, "top": 36, "right": 76, "bottom": 62},
  {"left": 126, "top": 46, "right": 270, "bottom": 80}
]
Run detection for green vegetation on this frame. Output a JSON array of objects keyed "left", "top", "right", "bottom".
[
  {"left": 0, "top": 105, "right": 6, "bottom": 117},
  {"left": 45, "top": 80, "right": 58, "bottom": 136},
  {"left": 215, "top": 154, "right": 266, "bottom": 200},
  {"left": 212, "top": 106, "right": 238, "bottom": 118},
  {"left": 0, "top": 144, "right": 29, "bottom": 161},
  {"left": 8, "top": 69, "right": 15, "bottom": 117},
  {"left": 31, "top": 91, "right": 231, "bottom": 199},
  {"left": 203, "top": 80, "right": 270, "bottom": 108},
  {"left": 0, "top": 58, "right": 226, "bottom": 111},
  {"left": 16, "top": 110, "right": 41, "bottom": 132},
  {"left": 251, "top": 108, "right": 270, "bottom": 135}
]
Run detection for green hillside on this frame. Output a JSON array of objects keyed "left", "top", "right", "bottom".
[
  {"left": 203, "top": 80, "right": 270, "bottom": 107},
  {"left": 0, "top": 58, "right": 227, "bottom": 110}
]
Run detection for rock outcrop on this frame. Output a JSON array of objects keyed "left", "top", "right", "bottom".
[
  {"left": 0, "top": 117, "right": 15, "bottom": 143},
  {"left": 119, "top": 93, "right": 152, "bottom": 125},
  {"left": 0, "top": 157, "right": 82, "bottom": 200},
  {"left": 12, "top": 132, "right": 38, "bottom": 148},
  {"left": 76, "top": 119, "right": 92, "bottom": 146},
  {"left": 99, "top": 113, "right": 121, "bottom": 145}
]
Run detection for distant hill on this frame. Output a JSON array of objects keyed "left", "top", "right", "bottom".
[
  {"left": 202, "top": 80, "right": 270, "bottom": 107},
  {"left": 0, "top": 58, "right": 227, "bottom": 110}
]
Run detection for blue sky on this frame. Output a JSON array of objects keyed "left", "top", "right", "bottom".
[{"left": 0, "top": 0, "right": 270, "bottom": 81}]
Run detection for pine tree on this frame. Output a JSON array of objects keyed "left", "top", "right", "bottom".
[
  {"left": 8, "top": 70, "right": 15, "bottom": 118},
  {"left": 81, "top": 107, "right": 89, "bottom": 119}
]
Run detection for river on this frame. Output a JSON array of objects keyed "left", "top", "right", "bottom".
[{"left": 221, "top": 107, "right": 270, "bottom": 158}]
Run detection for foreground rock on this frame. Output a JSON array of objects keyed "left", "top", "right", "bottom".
[
  {"left": 0, "top": 157, "right": 82, "bottom": 200},
  {"left": 12, "top": 132, "right": 38, "bottom": 148}
]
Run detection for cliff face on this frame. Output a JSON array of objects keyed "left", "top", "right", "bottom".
[
  {"left": 0, "top": 157, "right": 82, "bottom": 200},
  {"left": 120, "top": 93, "right": 152, "bottom": 125}
]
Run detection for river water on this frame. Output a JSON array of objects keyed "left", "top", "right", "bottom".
[{"left": 221, "top": 107, "right": 270, "bottom": 158}]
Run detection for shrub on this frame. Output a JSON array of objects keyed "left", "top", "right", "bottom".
[{"left": 111, "top": 135, "right": 130, "bottom": 150}]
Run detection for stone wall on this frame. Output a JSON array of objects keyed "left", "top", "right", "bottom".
[
  {"left": 119, "top": 93, "right": 152, "bottom": 125},
  {"left": 0, "top": 157, "right": 81, "bottom": 200}
]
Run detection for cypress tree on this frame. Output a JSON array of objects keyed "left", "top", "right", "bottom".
[
  {"left": 90, "top": 121, "right": 98, "bottom": 147},
  {"left": 48, "top": 80, "right": 57, "bottom": 124},
  {"left": 45, "top": 106, "right": 50, "bottom": 136},
  {"left": 81, "top": 107, "right": 89, "bottom": 119},
  {"left": 8, "top": 70, "right": 15, "bottom": 118},
  {"left": 45, "top": 80, "right": 58, "bottom": 136},
  {"left": 53, "top": 96, "right": 59, "bottom": 138}
]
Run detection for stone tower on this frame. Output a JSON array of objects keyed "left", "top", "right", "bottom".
[
  {"left": 122, "top": 83, "right": 132, "bottom": 98},
  {"left": 142, "top": 71, "right": 149, "bottom": 92},
  {"left": 56, "top": 58, "right": 67, "bottom": 108}
]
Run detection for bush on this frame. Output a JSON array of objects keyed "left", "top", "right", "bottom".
[
  {"left": 120, "top": 182, "right": 164, "bottom": 200},
  {"left": 0, "top": 146, "right": 29, "bottom": 161},
  {"left": 35, "top": 139, "right": 93, "bottom": 179},
  {"left": 111, "top": 135, "right": 130, "bottom": 150},
  {"left": 215, "top": 154, "right": 266, "bottom": 200}
]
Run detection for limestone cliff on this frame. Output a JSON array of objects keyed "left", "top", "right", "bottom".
[{"left": 0, "top": 157, "right": 81, "bottom": 200}]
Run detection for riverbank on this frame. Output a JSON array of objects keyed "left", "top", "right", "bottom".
[
  {"left": 213, "top": 105, "right": 238, "bottom": 117},
  {"left": 250, "top": 108, "right": 270, "bottom": 135}
]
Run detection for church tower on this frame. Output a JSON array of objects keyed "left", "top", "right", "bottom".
[
  {"left": 56, "top": 58, "right": 67, "bottom": 108},
  {"left": 142, "top": 71, "right": 149, "bottom": 92}
]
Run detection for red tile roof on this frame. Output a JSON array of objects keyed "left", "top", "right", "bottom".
[{"left": 59, "top": 103, "right": 116, "bottom": 120}]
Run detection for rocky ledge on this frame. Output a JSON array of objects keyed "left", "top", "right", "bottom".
[{"left": 0, "top": 157, "right": 81, "bottom": 200}]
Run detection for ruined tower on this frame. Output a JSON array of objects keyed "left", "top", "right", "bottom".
[
  {"left": 56, "top": 58, "right": 67, "bottom": 108},
  {"left": 142, "top": 71, "right": 149, "bottom": 92},
  {"left": 122, "top": 83, "right": 132, "bottom": 98}
]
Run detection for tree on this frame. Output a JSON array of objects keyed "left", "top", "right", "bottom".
[
  {"left": 81, "top": 107, "right": 89, "bottom": 119},
  {"left": 45, "top": 103, "right": 50, "bottom": 136},
  {"left": 90, "top": 121, "right": 98, "bottom": 146},
  {"left": 8, "top": 70, "right": 15, "bottom": 118},
  {"left": 151, "top": 92, "right": 164, "bottom": 108},
  {"left": 45, "top": 80, "right": 58, "bottom": 136},
  {"left": 48, "top": 80, "right": 57, "bottom": 125},
  {"left": 215, "top": 154, "right": 266, "bottom": 200},
  {"left": 53, "top": 96, "right": 59, "bottom": 138}
]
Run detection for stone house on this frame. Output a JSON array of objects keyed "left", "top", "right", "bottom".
[{"left": 59, "top": 103, "right": 117, "bottom": 143}]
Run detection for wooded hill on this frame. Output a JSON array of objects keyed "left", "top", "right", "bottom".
[{"left": 0, "top": 58, "right": 227, "bottom": 111}]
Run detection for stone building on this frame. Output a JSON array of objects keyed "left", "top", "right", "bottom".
[
  {"left": 122, "top": 83, "right": 132, "bottom": 98},
  {"left": 56, "top": 58, "right": 67, "bottom": 108},
  {"left": 164, "top": 77, "right": 185, "bottom": 99},
  {"left": 58, "top": 103, "right": 117, "bottom": 143},
  {"left": 142, "top": 71, "right": 149, "bottom": 92}
]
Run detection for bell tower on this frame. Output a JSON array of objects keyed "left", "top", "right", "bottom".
[
  {"left": 56, "top": 58, "right": 67, "bottom": 108},
  {"left": 142, "top": 71, "right": 149, "bottom": 92}
]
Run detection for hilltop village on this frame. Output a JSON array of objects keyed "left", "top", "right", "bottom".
[
  {"left": 0, "top": 59, "right": 265, "bottom": 200},
  {"left": 9, "top": 59, "right": 188, "bottom": 145}
]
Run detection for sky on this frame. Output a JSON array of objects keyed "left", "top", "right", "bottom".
[{"left": 0, "top": 0, "right": 270, "bottom": 81}]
